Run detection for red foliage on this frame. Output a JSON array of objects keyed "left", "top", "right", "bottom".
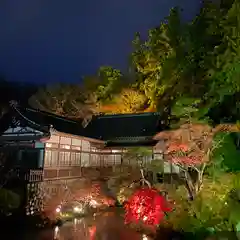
[
  {"left": 167, "top": 143, "right": 189, "bottom": 153},
  {"left": 171, "top": 155, "right": 202, "bottom": 165},
  {"left": 89, "top": 225, "right": 97, "bottom": 240},
  {"left": 166, "top": 143, "right": 203, "bottom": 166},
  {"left": 124, "top": 188, "right": 172, "bottom": 228},
  {"left": 91, "top": 183, "right": 101, "bottom": 196}
]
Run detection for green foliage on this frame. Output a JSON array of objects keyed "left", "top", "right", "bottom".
[
  {"left": 130, "top": 0, "right": 240, "bottom": 124},
  {"left": 130, "top": 7, "right": 184, "bottom": 110},
  {"left": 95, "top": 66, "right": 123, "bottom": 101},
  {"left": 208, "top": 133, "right": 240, "bottom": 176},
  {"left": 28, "top": 0, "right": 240, "bottom": 125},
  {"left": 171, "top": 98, "right": 201, "bottom": 121},
  {"left": 117, "top": 186, "right": 135, "bottom": 204},
  {"left": 203, "top": 0, "right": 240, "bottom": 112},
  {"left": 98, "top": 88, "right": 147, "bottom": 114},
  {"left": 24, "top": 1, "right": 240, "bottom": 234},
  {"left": 165, "top": 175, "right": 239, "bottom": 232},
  {"left": 0, "top": 188, "right": 20, "bottom": 213},
  {"left": 116, "top": 89, "right": 146, "bottom": 113},
  {"left": 146, "top": 160, "right": 164, "bottom": 174},
  {"left": 124, "top": 147, "right": 152, "bottom": 156}
]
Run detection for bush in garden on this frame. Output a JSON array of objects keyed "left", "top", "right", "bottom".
[
  {"left": 117, "top": 184, "right": 137, "bottom": 205},
  {"left": 163, "top": 174, "right": 240, "bottom": 235},
  {"left": 124, "top": 188, "right": 172, "bottom": 231},
  {"left": 0, "top": 188, "right": 20, "bottom": 215}
]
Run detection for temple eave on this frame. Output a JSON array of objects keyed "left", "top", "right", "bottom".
[{"left": 105, "top": 140, "right": 157, "bottom": 147}]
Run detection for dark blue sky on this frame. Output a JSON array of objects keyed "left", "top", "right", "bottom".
[{"left": 0, "top": 0, "right": 200, "bottom": 84}]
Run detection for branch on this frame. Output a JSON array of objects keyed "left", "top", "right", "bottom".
[
  {"left": 200, "top": 163, "right": 206, "bottom": 176},
  {"left": 184, "top": 170, "right": 195, "bottom": 199},
  {"left": 209, "top": 133, "right": 229, "bottom": 156},
  {"left": 192, "top": 166, "right": 200, "bottom": 173},
  {"left": 140, "top": 168, "right": 151, "bottom": 188}
]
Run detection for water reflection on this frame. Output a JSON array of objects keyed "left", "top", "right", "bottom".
[
  {"left": 52, "top": 211, "right": 153, "bottom": 240},
  {"left": 1, "top": 211, "right": 153, "bottom": 240},
  {"left": 54, "top": 218, "right": 91, "bottom": 239}
]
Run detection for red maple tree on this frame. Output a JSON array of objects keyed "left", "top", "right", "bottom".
[
  {"left": 124, "top": 188, "right": 172, "bottom": 230},
  {"left": 155, "top": 123, "right": 240, "bottom": 199}
]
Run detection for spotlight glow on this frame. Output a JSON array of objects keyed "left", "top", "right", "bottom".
[
  {"left": 73, "top": 206, "right": 83, "bottom": 213},
  {"left": 56, "top": 207, "right": 61, "bottom": 213},
  {"left": 89, "top": 199, "right": 98, "bottom": 208},
  {"left": 142, "top": 234, "right": 149, "bottom": 240}
]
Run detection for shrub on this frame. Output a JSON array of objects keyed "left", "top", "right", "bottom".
[
  {"left": 164, "top": 174, "right": 240, "bottom": 234},
  {"left": 0, "top": 188, "right": 20, "bottom": 214}
]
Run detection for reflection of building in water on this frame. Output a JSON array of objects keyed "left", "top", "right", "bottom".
[
  {"left": 54, "top": 213, "right": 150, "bottom": 240},
  {"left": 54, "top": 226, "right": 60, "bottom": 239},
  {"left": 54, "top": 218, "right": 93, "bottom": 240},
  {"left": 0, "top": 101, "right": 178, "bottom": 215},
  {"left": 142, "top": 234, "right": 151, "bottom": 240}
]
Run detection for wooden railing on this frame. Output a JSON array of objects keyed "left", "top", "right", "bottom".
[
  {"left": 42, "top": 164, "right": 142, "bottom": 181},
  {"left": 25, "top": 169, "right": 44, "bottom": 182}
]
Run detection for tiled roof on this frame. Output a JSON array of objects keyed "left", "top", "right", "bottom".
[
  {"left": 0, "top": 102, "right": 166, "bottom": 145},
  {"left": 20, "top": 107, "right": 82, "bottom": 136},
  {"left": 84, "top": 112, "right": 164, "bottom": 141}
]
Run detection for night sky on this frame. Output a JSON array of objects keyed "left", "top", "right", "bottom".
[{"left": 0, "top": 0, "right": 200, "bottom": 84}]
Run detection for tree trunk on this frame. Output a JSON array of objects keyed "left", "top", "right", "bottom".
[
  {"left": 184, "top": 169, "right": 204, "bottom": 200},
  {"left": 140, "top": 169, "right": 151, "bottom": 188}
]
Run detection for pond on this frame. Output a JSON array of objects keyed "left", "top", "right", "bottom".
[
  {"left": 6, "top": 210, "right": 153, "bottom": 240},
  {"left": 53, "top": 212, "right": 152, "bottom": 240}
]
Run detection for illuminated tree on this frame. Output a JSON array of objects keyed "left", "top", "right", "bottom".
[
  {"left": 42, "top": 181, "right": 113, "bottom": 219},
  {"left": 155, "top": 122, "right": 240, "bottom": 200},
  {"left": 98, "top": 89, "right": 147, "bottom": 114},
  {"left": 131, "top": 7, "right": 187, "bottom": 112},
  {"left": 29, "top": 83, "right": 96, "bottom": 128},
  {"left": 124, "top": 188, "right": 172, "bottom": 230},
  {"left": 29, "top": 83, "right": 90, "bottom": 117}
]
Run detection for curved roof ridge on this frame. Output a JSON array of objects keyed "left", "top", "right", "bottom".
[
  {"left": 97, "top": 112, "right": 161, "bottom": 119},
  {"left": 9, "top": 100, "right": 50, "bottom": 134},
  {"left": 25, "top": 107, "right": 80, "bottom": 124}
]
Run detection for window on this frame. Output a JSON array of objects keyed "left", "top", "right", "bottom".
[
  {"left": 90, "top": 154, "right": 100, "bottom": 166},
  {"left": 71, "top": 146, "right": 81, "bottom": 151},
  {"left": 163, "top": 162, "right": 171, "bottom": 173},
  {"left": 59, "top": 151, "right": 71, "bottom": 166},
  {"left": 81, "top": 153, "right": 89, "bottom": 167},
  {"left": 71, "top": 152, "right": 76, "bottom": 165},
  {"left": 70, "top": 152, "right": 81, "bottom": 166},
  {"left": 103, "top": 155, "right": 114, "bottom": 166},
  {"left": 46, "top": 143, "right": 52, "bottom": 148},
  {"left": 91, "top": 147, "right": 97, "bottom": 152},
  {"left": 46, "top": 143, "right": 59, "bottom": 149},
  {"left": 60, "top": 144, "right": 70, "bottom": 149},
  {"left": 44, "top": 150, "right": 58, "bottom": 167},
  {"left": 114, "top": 155, "right": 121, "bottom": 165},
  {"left": 154, "top": 153, "right": 163, "bottom": 160},
  {"left": 51, "top": 151, "right": 58, "bottom": 166},
  {"left": 60, "top": 136, "right": 71, "bottom": 145},
  {"left": 172, "top": 164, "right": 180, "bottom": 173},
  {"left": 82, "top": 140, "right": 90, "bottom": 151},
  {"left": 72, "top": 138, "right": 82, "bottom": 147},
  {"left": 44, "top": 150, "right": 51, "bottom": 167},
  {"left": 76, "top": 153, "right": 81, "bottom": 165}
]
